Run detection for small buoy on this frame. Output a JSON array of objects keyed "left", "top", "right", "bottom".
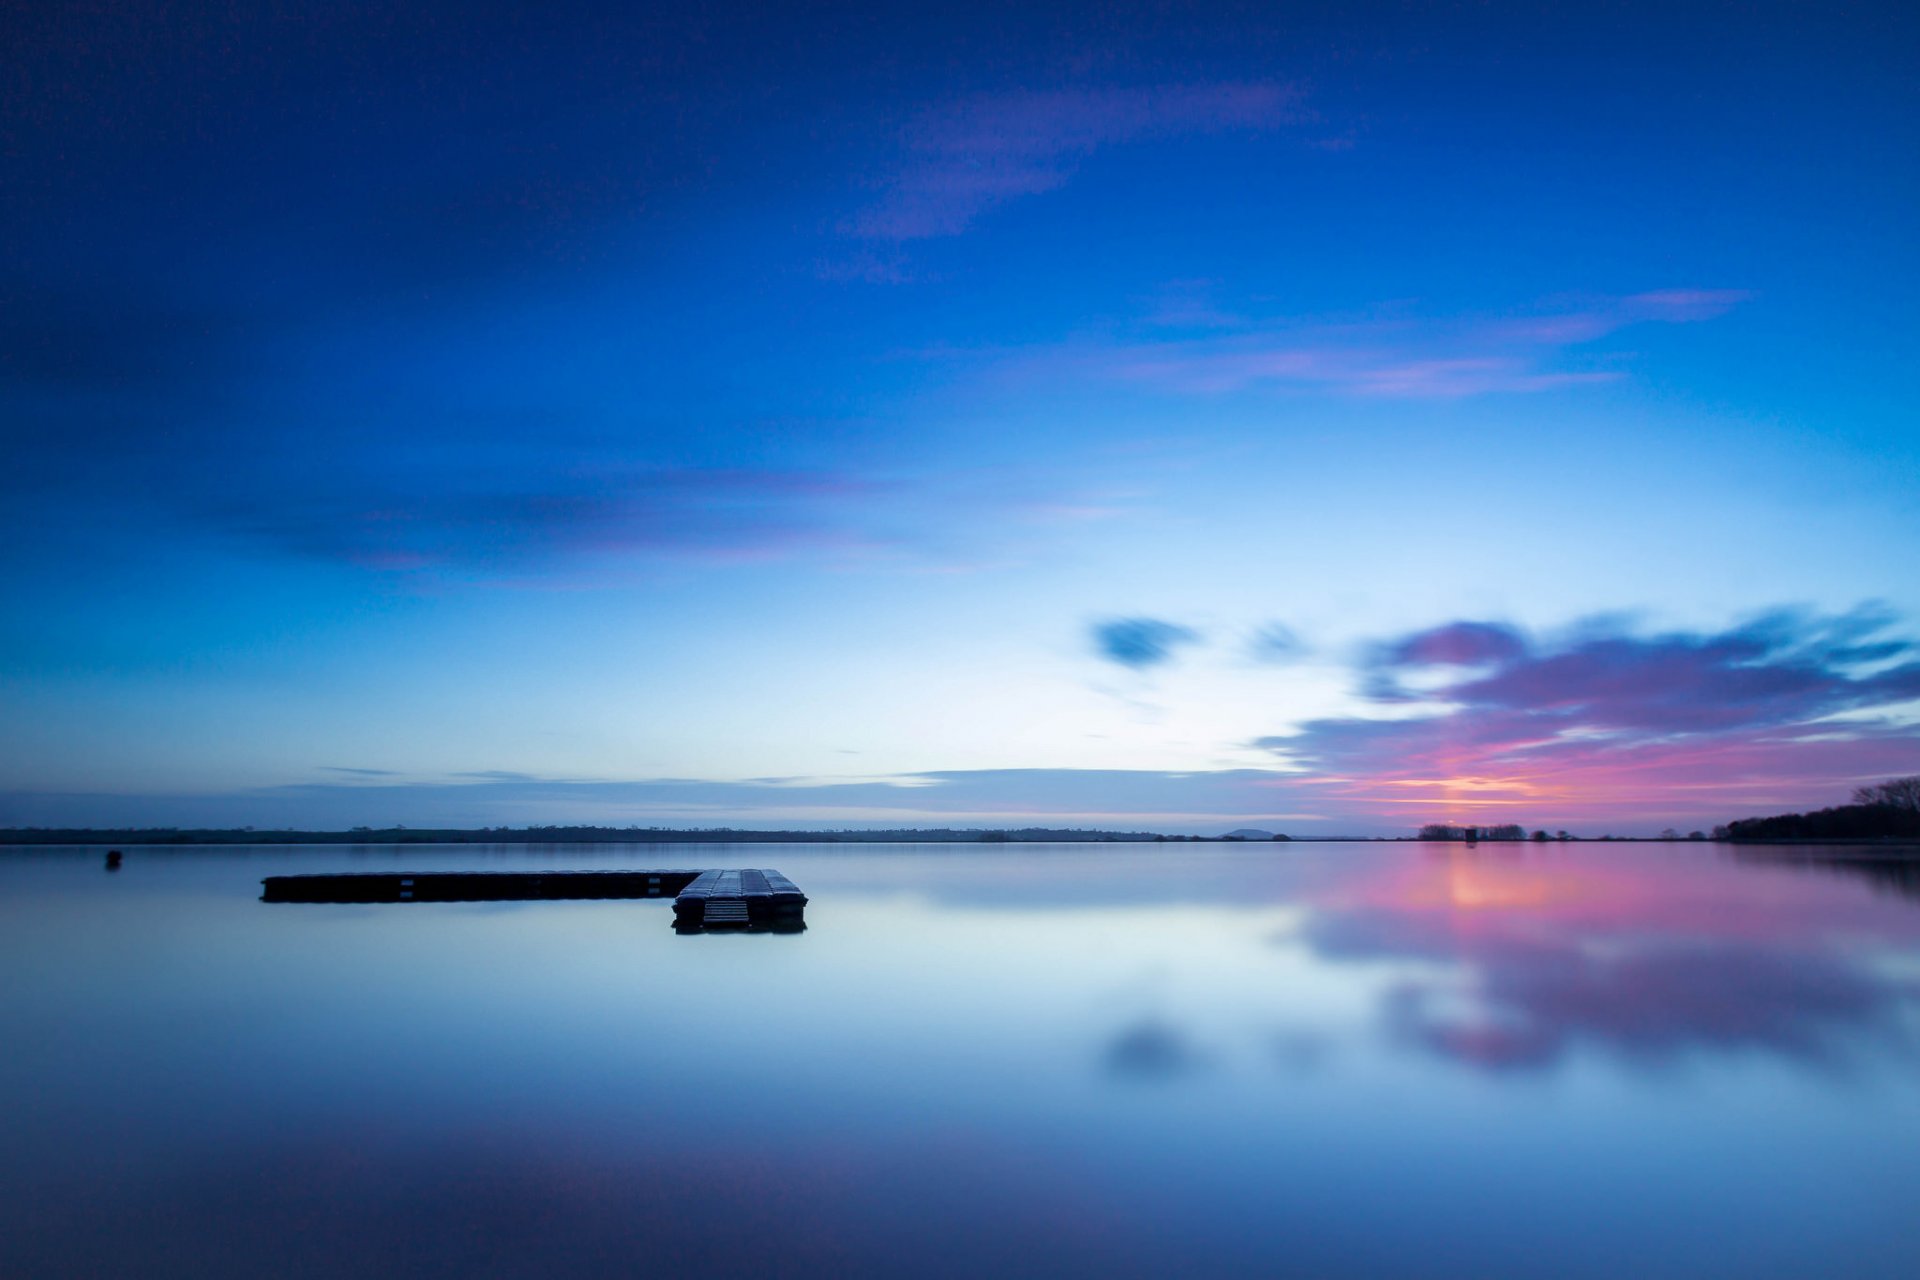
[{"left": 105, "top": 850, "right": 123, "bottom": 870}]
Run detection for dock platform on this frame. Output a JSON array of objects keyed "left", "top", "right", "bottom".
[
  {"left": 671, "top": 868, "right": 807, "bottom": 931},
  {"left": 260, "top": 868, "right": 807, "bottom": 932}
]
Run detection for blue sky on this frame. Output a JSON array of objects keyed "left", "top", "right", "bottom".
[{"left": 3, "top": 1, "right": 1917, "bottom": 833}]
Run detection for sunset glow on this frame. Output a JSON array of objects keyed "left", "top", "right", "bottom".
[{"left": 2, "top": 4, "right": 1915, "bottom": 834}]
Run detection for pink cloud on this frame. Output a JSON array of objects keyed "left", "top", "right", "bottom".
[
  {"left": 1070, "top": 339, "right": 1622, "bottom": 398},
  {"left": 1260, "top": 609, "right": 1920, "bottom": 827},
  {"left": 1624, "top": 288, "right": 1753, "bottom": 321},
  {"left": 1491, "top": 288, "right": 1753, "bottom": 343},
  {"left": 1012, "top": 286, "right": 1750, "bottom": 400}
]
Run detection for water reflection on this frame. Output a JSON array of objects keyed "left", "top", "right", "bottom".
[
  {"left": 1300, "top": 846, "right": 1920, "bottom": 1072},
  {"left": 4, "top": 842, "right": 1920, "bottom": 1279},
  {"left": 1103, "top": 1019, "right": 1207, "bottom": 1080},
  {"left": 1734, "top": 846, "right": 1920, "bottom": 902}
]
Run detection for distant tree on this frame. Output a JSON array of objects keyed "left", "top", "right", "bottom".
[
  {"left": 1719, "top": 801, "right": 1920, "bottom": 841},
  {"left": 1688, "top": 831, "right": 1706, "bottom": 840},
  {"left": 1418, "top": 823, "right": 1465, "bottom": 840},
  {"left": 1485, "top": 824, "right": 1526, "bottom": 841},
  {"left": 1660, "top": 828, "right": 1681, "bottom": 841},
  {"left": 1531, "top": 830, "right": 1548, "bottom": 842},
  {"left": 1853, "top": 776, "right": 1920, "bottom": 812}
]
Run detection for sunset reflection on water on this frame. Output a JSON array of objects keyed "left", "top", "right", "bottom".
[{"left": 2, "top": 842, "right": 1918, "bottom": 1278}]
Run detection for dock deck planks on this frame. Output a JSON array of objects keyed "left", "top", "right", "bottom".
[
  {"left": 260, "top": 868, "right": 807, "bottom": 932},
  {"left": 671, "top": 868, "right": 808, "bottom": 931}
]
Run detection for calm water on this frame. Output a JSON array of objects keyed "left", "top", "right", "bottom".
[{"left": 5, "top": 841, "right": 1920, "bottom": 1278}]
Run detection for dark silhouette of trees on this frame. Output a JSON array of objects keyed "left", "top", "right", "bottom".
[
  {"left": 1721, "top": 803, "right": 1920, "bottom": 842},
  {"left": 1853, "top": 776, "right": 1920, "bottom": 812},
  {"left": 1719, "top": 776, "right": 1920, "bottom": 841},
  {"left": 1417, "top": 823, "right": 1526, "bottom": 841}
]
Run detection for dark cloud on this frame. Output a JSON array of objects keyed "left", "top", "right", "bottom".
[
  {"left": 1092, "top": 618, "right": 1201, "bottom": 670},
  {"left": 191, "top": 465, "right": 885, "bottom": 573},
  {"left": 1263, "top": 609, "right": 1920, "bottom": 797},
  {"left": 1438, "top": 613, "right": 1920, "bottom": 735},
  {"left": 1383, "top": 621, "right": 1528, "bottom": 669}
]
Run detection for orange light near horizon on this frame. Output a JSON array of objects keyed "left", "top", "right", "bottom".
[
  {"left": 1357, "top": 774, "right": 1556, "bottom": 814},
  {"left": 1445, "top": 861, "right": 1551, "bottom": 910}
]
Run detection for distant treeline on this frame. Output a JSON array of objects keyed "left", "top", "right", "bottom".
[
  {"left": 0, "top": 825, "right": 1172, "bottom": 846},
  {"left": 1718, "top": 776, "right": 1920, "bottom": 843},
  {"left": 1414, "top": 824, "right": 1592, "bottom": 842},
  {"left": 1717, "top": 804, "right": 1920, "bottom": 842}
]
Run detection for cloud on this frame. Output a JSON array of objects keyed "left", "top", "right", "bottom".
[
  {"left": 319, "top": 767, "right": 401, "bottom": 778},
  {"left": 1489, "top": 289, "right": 1753, "bottom": 343},
  {"left": 9, "top": 608, "right": 1919, "bottom": 834},
  {"left": 849, "top": 82, "right": 1301, "bottom": 240},
  {"left": 1364, "top": 608, "right": 1920, "bottom": 733},
  {"left": 1384, "top": 621, "right": 1527, "bottom": 668},
  {"left": 1103, "top": 346, "right": 1616, "bottom": 398},
  {"left": 1091, "top": 617, "right": 1202, "bottom": 670},
  {"left": 1007, "top": 288, "right": 1750, "bottom": 400},
  {"left": 1260, "top": 607, "right": 1920, "bottom": 822},
  {"left": 1247, "top": 623, "right": 1306, "bottom": 663},
  {"left": 192, "top": 465, "right": 891, "bottom": 575}
]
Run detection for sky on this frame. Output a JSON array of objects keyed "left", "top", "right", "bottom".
[{"left": 3, "top": 0, "right": 1917, "bottom": 834}]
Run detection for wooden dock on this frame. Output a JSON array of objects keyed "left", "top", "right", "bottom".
[
  {"left": 260, "top": 868, "right": 807, "bottom": 932},
  {"left": 670, "top": 868, "right": 807, "bottom": 931}
]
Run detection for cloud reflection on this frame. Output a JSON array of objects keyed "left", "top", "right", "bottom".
[
  {"left": 1103, "top": 1019, "right": 1207, "bottom": 1081},
  {"left": 1300, "top": 850, "right": 1920, "bottom": 1074}
]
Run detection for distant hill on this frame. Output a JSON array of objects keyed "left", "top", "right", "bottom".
[{"left": 1222, "top": 828, "right": 1288, "bottom": 841}]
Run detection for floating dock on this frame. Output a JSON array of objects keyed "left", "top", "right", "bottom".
[
  {"left": 260, "top": 868, "right": 807, "bottom": 932},
  {"left": 670, "top": 868, "right": 807, "bottom": 931}
]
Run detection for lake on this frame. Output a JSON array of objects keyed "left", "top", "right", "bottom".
[{"left": 4, "top": 841, "right": 1919, "bottom": 1278}]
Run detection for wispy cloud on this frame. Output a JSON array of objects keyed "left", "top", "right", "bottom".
[
  {"left": 1006, "top": 288, "right": 1751, "bottom": 399},
  {"left": 1247, "top": 623, "right": 1306, "bottom": 664},
  {"left": 162, "top": 448, "right": 1147, "bottom": 583},
  {"left": 195, "top": 465, "right": 892, "bottom": 576},
  {"left": 848, "top": 82, "right": 1302, "bottom": 240}
]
